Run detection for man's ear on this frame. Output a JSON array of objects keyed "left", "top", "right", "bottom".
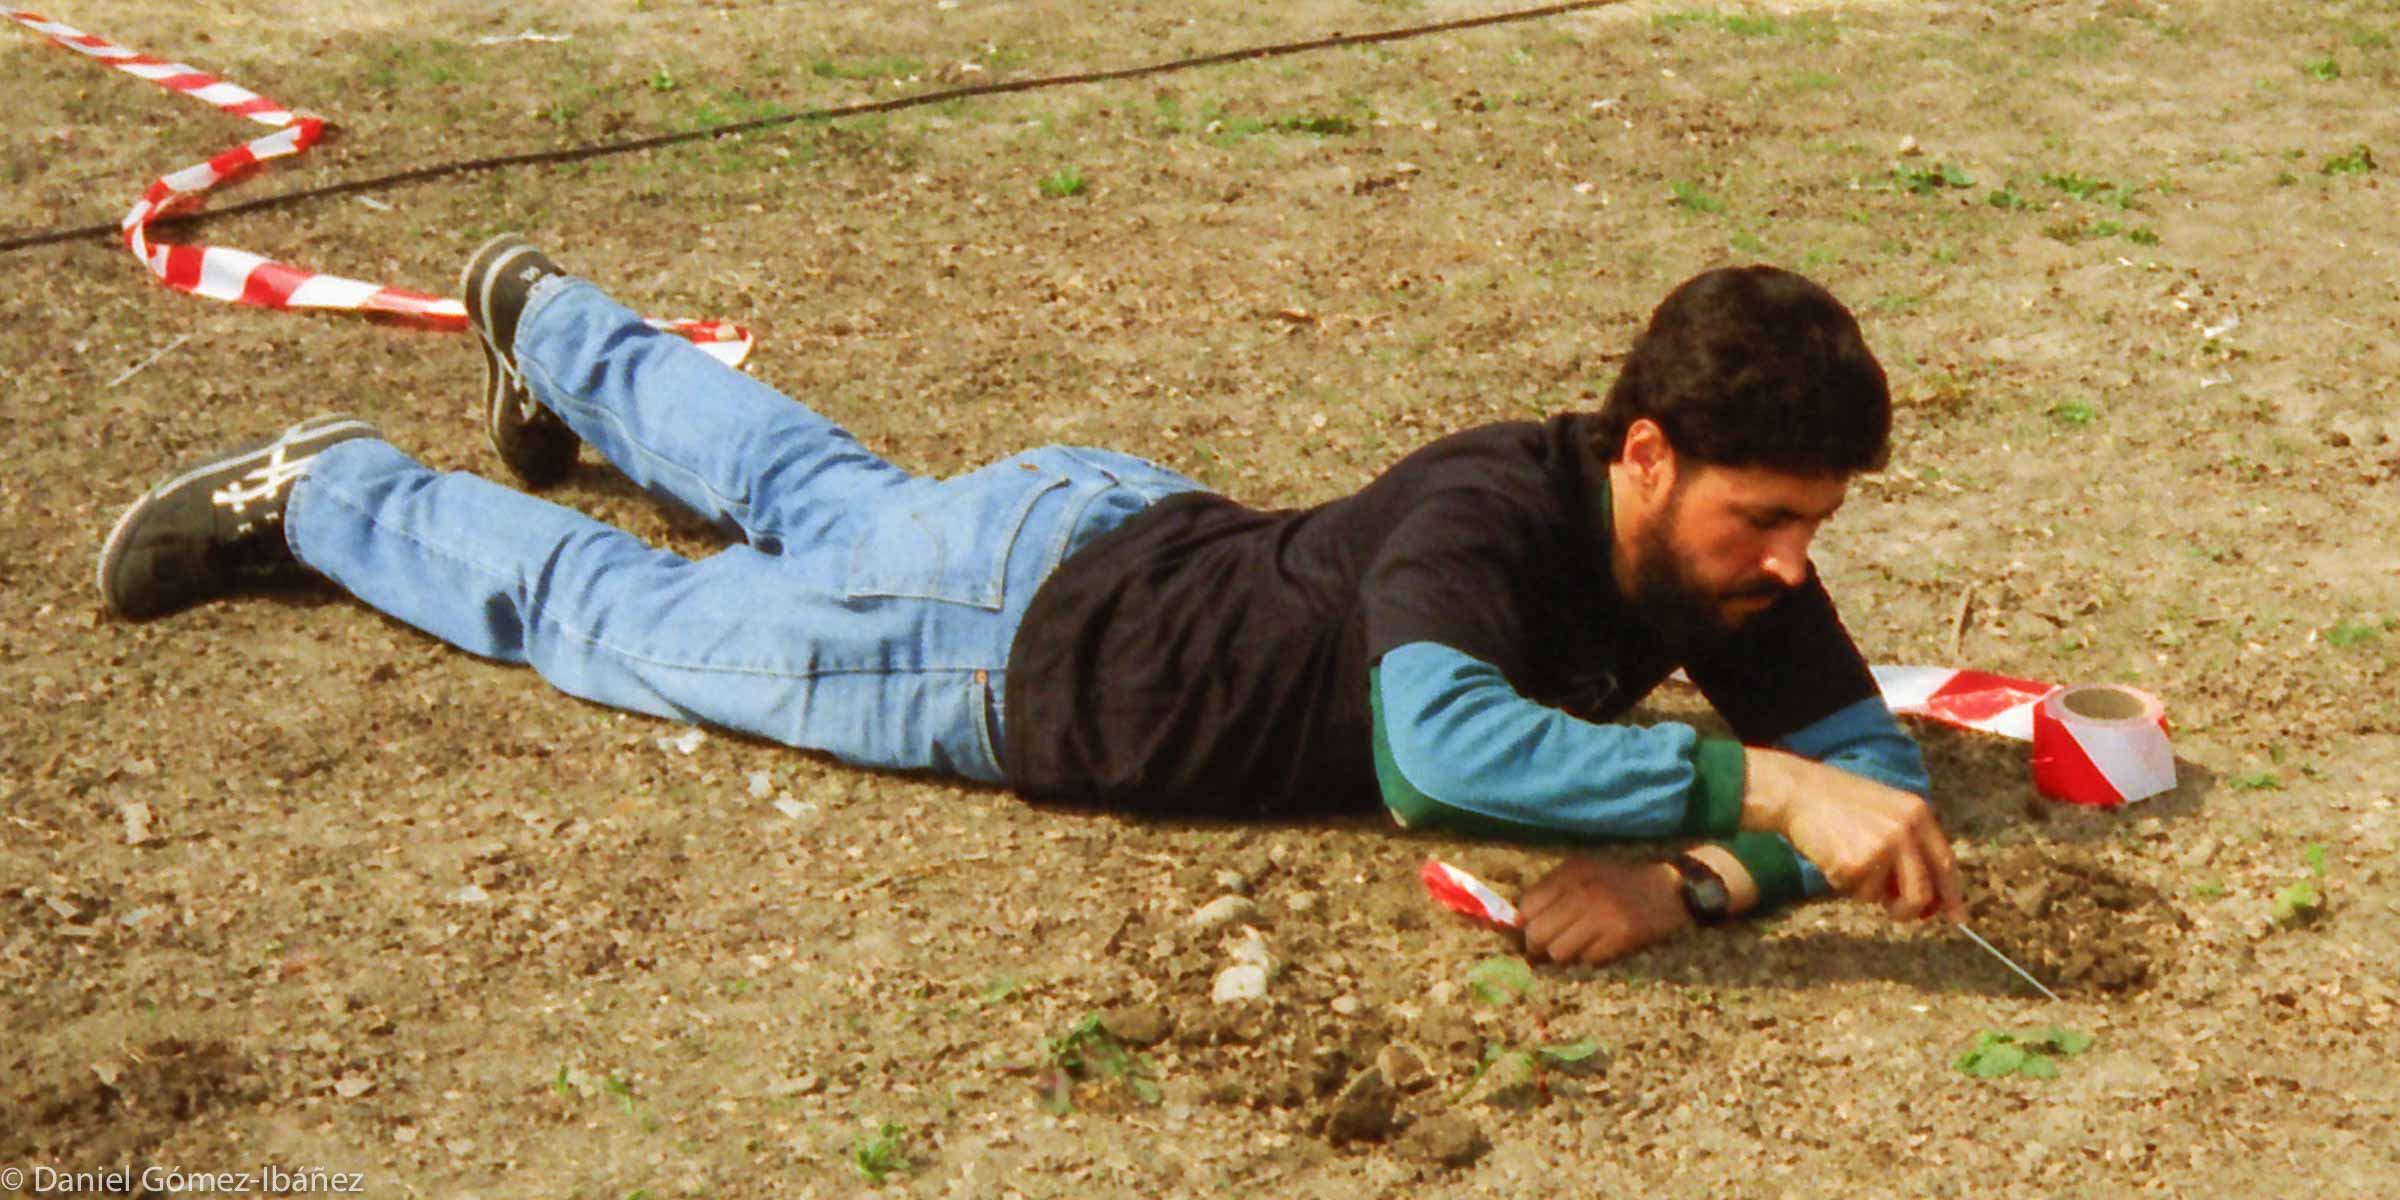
[{"left": 1619, "top": 418, "right": 1679, "bottom": 502}]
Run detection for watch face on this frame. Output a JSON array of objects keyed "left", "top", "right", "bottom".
[
  {"left": 1675, "top": 857, "right": 1731, "bottom": 925},
  {"left": 1685, "top": 875, "right": 1729, "bottom": 920}
]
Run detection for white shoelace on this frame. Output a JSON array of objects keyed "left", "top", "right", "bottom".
[{"left": 212, "top": 440, "right": 311, "bottom": 517}]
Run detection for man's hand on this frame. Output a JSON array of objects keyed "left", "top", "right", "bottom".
[
  {"left": 1741, "top": 747, "right": 1964, "bottom": 922},
  {"left": 1520, "top": 858, "right": 1692, "bottom": 966}
]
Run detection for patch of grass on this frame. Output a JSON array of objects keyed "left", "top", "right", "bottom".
[
  {"left": 2047, "top": 399, "right": 2096, "bottom": 427},
  {"left": 1669, "top": 180, "right": 1725, "bottom": 214},
  {"left": 365, "top": 39, "right": 480, "bottom": 89},
  {"left": 2328, "top": 616, "right": 2390, "bottom": 647},
  {"left": 2232, "top": 770, "right": 2281, "bottom": 791},
  {"left": 2322, "top": 145, "right": 2377, "bottom": 176},
  {"left": 852, "top": 1121, "right": 910, "bottom": 1185},
  {"left": 1655, "top": 8, "right": 1836, "bottom": 40},
  {"left": 1891, "top": 162, "right": 1975, "bottom": 196},
  {"left": 1783, "top": 69, "right": 1839, "bottom": 90},
  {"left": 980, "top": 974, "right": 1024, "bottom": 1006},
  {"left": 1729, "top": 230, "right": 1768, "bottom": 255},
  {"left": 2302, "top": 57, "right": 2342, "bottom": 81},
  {"left": 811, "top": 56, "right": 923, "bottom": 82},
  {"left": 1277, "top": 113, "right": 1362, "bottom": 136},
  {"left": 2040, "top": 170, "right": 2122, "bottom": 203},
  {"left": 2042, "top": 22, "right": 2122, "bottom": 59},
  {"left": 1038, "top": 166, "right": 1088, "bottom": 198},
  {"left": 2042, "top": 218, "right": 2158, "bottom": 246},
  {"left": 2192, "top": 879, "right": 2227, "bottom": 901},
  {"left": 1036, "top": 1015, "right": 1161, "bottom": 1112},
  {"left": 1956, "top": 1028, "right": 2094, "bottom": 1080}
]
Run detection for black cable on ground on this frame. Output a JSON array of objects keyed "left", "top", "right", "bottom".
[{"left": 0, "top": 0, "right": 1628, "bottom": 256}]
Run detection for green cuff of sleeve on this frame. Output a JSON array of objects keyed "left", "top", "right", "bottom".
[
  {"left": 1675, "top": 737, "right": 1747, "bottom": 837},
  {"left": 1724, "top": 832, "right": 1807, "bottom": 913}
]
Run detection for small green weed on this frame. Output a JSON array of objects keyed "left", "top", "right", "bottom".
[
  {"left": 1465, "top": 955, "right": 1536, "bottom": 1005},
  {"left": 551, "top": 1066, "right": 639, "bottom": 1116},
  {"left": 2192, "top": 879, "right": 2227, "bottom": 901},
  {"left": 2302, "top": 57, "right": 2342, "bottom": 81},
  {"left": 2327, "top": 616, "right": 2389, "bottom": 647},
  {"left": 1669, "top": 180, "right": 1725, "bottom": 214},
  {"left": 2232, "top": 770, "right": 2281, "bottom": 791},
  {"left": 1038, "top": 166, "right": 1088, "bottom": 198},
  {"left": 1277, "top": 114, "right": 1361, "bottom": 136},
  {"left": 2322, "top": 145, "right": 2377, "bottom": 176},
  {"left": 1036, "top": 1015, "right": 1160, "bottom": 1112},
  {"left": 1955, "top": 1028, "right": 2094, "bottom": 1080},
  {"left": 2272, "top": 844, "right": 2329, "bottom": 924},
  {"left": 1536, "top": 1037, "right": 1603, "bottom": 1067},
  {"left": 2048, "top": 399, "right": 2096, "bottom": 427},
  {"left": 1891, "top": 162, "right": 1975, "bottom": 196},
  {"left": 852, "top": 1121, "right": 910, "bottom": 1185}
]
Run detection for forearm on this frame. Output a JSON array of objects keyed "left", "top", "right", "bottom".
[{"left": 1374, "top": 642, "right": 1745, "bottom": 841}]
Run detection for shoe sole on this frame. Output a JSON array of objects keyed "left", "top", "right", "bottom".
[
  {"left": 460, "top": 233, "right": 579, "bottom": 483},
  {"left": 96, "top": 414, "right": 379, "bottom": 608},
  {"left": 461, "top": 233, "right": 539, "bottom": 454}
]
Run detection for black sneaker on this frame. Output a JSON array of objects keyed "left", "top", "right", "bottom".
[
  {"left": 96, "top": 414, "right": 378, "bottom": 620},
  {"left": 461, "top": 233, "right": 579, "bottom": 487}
]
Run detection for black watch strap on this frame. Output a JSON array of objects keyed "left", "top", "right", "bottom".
[{"left": 1669, "top": 853, "right": 1732, "bottom": 927}]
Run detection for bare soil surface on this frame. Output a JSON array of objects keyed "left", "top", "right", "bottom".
[{"left": 5, "top": 1, "right": 2399, "bottom": 1196}]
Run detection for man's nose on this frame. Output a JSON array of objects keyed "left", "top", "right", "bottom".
[{"left": 1761, "top": 530, "right": 1811, "bottom": 589}]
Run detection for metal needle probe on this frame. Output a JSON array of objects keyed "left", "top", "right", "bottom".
[{"left": 1954, "top": 920, "right": 2063, "bottom": 1002}]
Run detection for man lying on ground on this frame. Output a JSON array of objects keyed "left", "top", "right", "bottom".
[{"left": 100, "top": 246, "right": 1963, "bottom": 964}]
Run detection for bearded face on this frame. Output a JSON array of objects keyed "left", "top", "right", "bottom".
[{"left": 1620, "top": 463, "right": 1848, "bottom": 657}]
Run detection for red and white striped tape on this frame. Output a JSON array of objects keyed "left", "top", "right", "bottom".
[
  {"left": 1421, "top": 858, "right": 1522, "bottom": 931},
  {"left": 1869, "top": 664, "right": 2054, "bottom": 742},
  {"left": 2028, "top": 683, "right": 2176, "bottom": 807},
  {"left": 7, "top": 9, "right": 752, "bottom": 366}
]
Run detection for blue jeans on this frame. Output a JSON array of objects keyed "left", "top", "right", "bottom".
[{"left": 284, "top": 276, "right": 1204, "bottom": 784}]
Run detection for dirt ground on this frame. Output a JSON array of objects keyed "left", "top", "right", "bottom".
[{"left": 5, "top": 0, "right": 2398, "bottom": 1195}]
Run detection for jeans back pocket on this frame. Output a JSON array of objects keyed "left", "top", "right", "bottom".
[{"left": 844, "top": 464, "right": 1068, "bottom": 610}]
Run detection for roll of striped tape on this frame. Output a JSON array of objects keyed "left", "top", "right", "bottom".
[{"left": 2029, "top": 683, "right": 2176, "bottom": 807}]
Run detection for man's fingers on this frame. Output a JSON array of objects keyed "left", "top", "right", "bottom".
[
  {"left": 1844, "top": 859, "right": 1892, "bottom": 905},
  {"left": 1528, "top": 910, "right": 1599, "bottom": 964},
  {"left": 1915, "top": 818, "right": 1966, "bottom": 918},
  {"left": 1887, "top": 841, "right": 1934, "bottom": 922}
]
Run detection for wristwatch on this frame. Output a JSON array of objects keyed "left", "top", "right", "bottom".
[{"left": 1669, "top": 854, "right": 1732, "bottom": 926}]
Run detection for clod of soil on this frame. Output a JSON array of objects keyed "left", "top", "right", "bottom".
[
  {"left": 1100, "top": 1003, "right": 1173, "bottom": 1048},
  {"left": 1401, "top": 1114, "right": 1490, "bottom": 1168},
  {"left": 1964, "top": 843, "right": 2192, "bottom": 995},
  {"left": 1322, "top": 1067, "right": 1398, "bottom": 1144}
]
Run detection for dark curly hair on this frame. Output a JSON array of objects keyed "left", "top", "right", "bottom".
[{"left": 1593, "top": 266, "right": 1891, "bottom": 474}]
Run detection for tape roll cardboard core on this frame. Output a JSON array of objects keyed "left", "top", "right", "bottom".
[{"left": 2060, "top": 685, "right": 2148, "bottom": 722}]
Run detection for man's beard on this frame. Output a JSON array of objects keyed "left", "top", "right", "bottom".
[{"left": 1626, "top": 485, "right": 1791, "bottom": 658}]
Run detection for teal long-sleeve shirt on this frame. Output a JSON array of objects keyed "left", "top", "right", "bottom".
[{"left": 1370, "top": 640, "right": 1930, "bottom": 911}]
